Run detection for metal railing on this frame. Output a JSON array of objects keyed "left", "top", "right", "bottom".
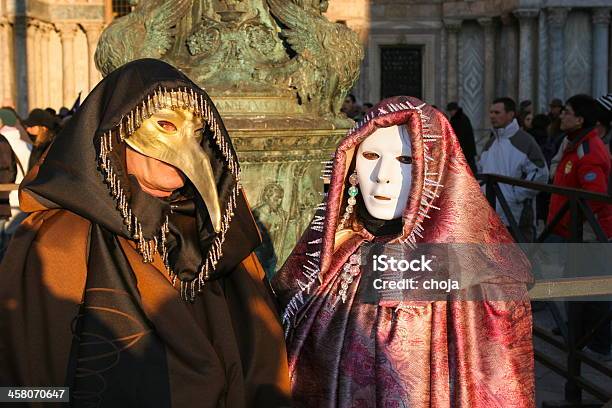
[{"left": 480, "top": 173, "right": 612, "bottom": 407}]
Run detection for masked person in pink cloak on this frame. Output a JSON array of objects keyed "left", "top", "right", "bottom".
[{"left": 272, "top": 96, "right": 535, "bottom": 407}]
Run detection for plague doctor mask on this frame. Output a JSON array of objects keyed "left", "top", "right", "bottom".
[{"left": 125, "top": 107, "right": 222, "bottom": 232}]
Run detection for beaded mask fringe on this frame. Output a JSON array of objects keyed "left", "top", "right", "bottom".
[{"left": 98, "top": 86, "right": 241, "bottom": 302}]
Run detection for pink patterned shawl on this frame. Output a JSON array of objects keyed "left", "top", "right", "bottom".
[{"left": 272, "top": 96, "right": 535, "bottom": 408}]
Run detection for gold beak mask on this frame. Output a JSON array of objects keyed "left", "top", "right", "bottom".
[{"left": 125, "top": 107, "right": 222, "bottom": 233}]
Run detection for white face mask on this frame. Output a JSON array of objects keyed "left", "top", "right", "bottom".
[{"left": 355, "top": 125, "right": 413, "bottom": 220}]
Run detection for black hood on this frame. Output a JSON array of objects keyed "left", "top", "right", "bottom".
[{"left": 21, "top": 58, "right": 261, "bottom": 300}]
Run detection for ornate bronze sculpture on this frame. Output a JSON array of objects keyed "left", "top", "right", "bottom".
[
  {"left": 95, "top": 0, "right": 362, "bottom": 121},
  {"left": 95, "top": 0, "right": 364, "bottom": 274}
]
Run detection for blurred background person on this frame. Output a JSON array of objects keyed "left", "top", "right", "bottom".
[
  {"left": 446, "top": 101, "right": 477, "bottom": 174},
  {"left": 595, "top": 93, "right": 612, "bottom": 156},
  {"left": 23, "top": 108, "right": 56, "bottom": 171},
  {"left": 479, "top": 97, "right": 548, "bottom": 242},
  {"left": 518, "top": 100, "right": 533, "bottom": 129},
  {"left": 520, "top": 110, "right": 534, "bottom": 131},
  {"left": 528, "top": 113, "right": 554, "bottom": 228},
  {"left": 361, "top": 102, "right": 373, "bottom": 117},
  {"left": 1, "top": 106, "right": 30, "bottom": 146},
  {"left": 520, "top": 99, "right": 533, "bottom": 114},
  {"left": 547, "top": 94, "right": 612, "bottom": 360},
  {"left": 0, "top": 108, "right": 31, "bottom": 258},
  {"left": 595, "top": 94, "right": 612, "bottom": 197},
  {"left": 548, "top": 98, "right": 565, "bottom": 150},
  {"left": 341, "top": 93, "right": 363, "bottom": 121},
  {"left": 0, "top": 117, "right": 17, "bottom": 258}
]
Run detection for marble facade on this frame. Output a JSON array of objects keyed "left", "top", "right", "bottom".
[
  {"left": 1, "top": 0, "right": 611, "bottom": 145},
  {"left": 0, "top": 0, "right": 105, "bottom": 115},
  {"left": 326, "top": 0, "right": 612, "bottom": 145}
]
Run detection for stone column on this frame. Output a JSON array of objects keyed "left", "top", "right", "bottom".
[
  {"left": 33, "top": 22, "right": 43, "bottom": 109},
  {"left": 537, "top": 10, "right": 549, "bottom": 113},
  {"left": 13, "top": 13, "right": 28, "bottom": 114},
  {"left": 82, "top": 22, "right": 104, "bottom": 91},
  {"left": 501, "top": 14, "right": 519, "bottom": 101},
  {"left": 478, "top": 17, "right": 495, "bottom": 124},
  {"left": 592, "top": 8, "right": 611, "bottom": 97},
  {"left": 58, "top": 23, "right": 78, "bottom": 108},
  {"left": 515, "top": 9, "right": 539, "bottom": 104},
  {"left": 0, "top": 18, "right": 7, "bottom": 106},
  {"left": 40, "top": 23, "right": 51, "bottom": 108},
  {"left": 26, "top": 19, "right": 36, "bottom": 110},
  {"left": 440, "top": 24, "right": 448, "bottom": 110},
  {"left": 444, "top": 19, "right": 462, "bottom": 104},
  {"left": 0, "top": 17, "right": 15, "bottom": 107},
  {"left": 548, "top": 8, "right": 569, "bottom": 102},
  {"left": 609, "top": 17, "right": 612, "bottom": 90}
]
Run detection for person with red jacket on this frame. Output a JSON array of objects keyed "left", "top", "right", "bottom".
[
  {"left": 547, "top": 94, "right": 612, "bottom": 361},
  {"left": 548, "top": 94, "right": 612, "bottom": 239}
]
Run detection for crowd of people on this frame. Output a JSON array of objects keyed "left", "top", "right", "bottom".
[
  {"left": 447, "top": 93, "right": 612, "bottom": 361},
  {"left": 442, "top": 94, "right": 612, "bottom": 243},
  {"left": 0, "top": 105, "right": 75, "bottom": 255}
]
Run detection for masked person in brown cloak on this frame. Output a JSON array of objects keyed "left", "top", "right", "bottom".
[{"left": 0, "top": 59, "right": 291, "bottom": 407}]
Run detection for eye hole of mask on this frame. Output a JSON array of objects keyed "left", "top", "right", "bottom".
[
  {"left": 362, "top": 151, "right": 380, "bottom": 160},
  {"left": 397, "top": 156, "right": 412, "bottom": 164},
  {"left": 157, "top": 120, "right": 177, "bottom": 132}
]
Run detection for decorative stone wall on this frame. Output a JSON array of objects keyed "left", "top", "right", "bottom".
[
  {"left": 564, "top": 11, "right": 593, "bottom": 97},
  {"left": 0, "top": 0, "right": 105, "bottom": 114},
  {"left": 459, "top": 21, "right": 485, "bottom": 134},
  {"left": 326, "top": 0, "right": 612, "bottom": 146}
]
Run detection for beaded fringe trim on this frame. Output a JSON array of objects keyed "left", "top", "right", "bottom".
[{"left": 98, "top": 86, "right": 241, "bottom": 302}]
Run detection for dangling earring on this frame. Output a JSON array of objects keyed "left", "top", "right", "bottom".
[{"left": 337, "top": 171, "right": 359, "bottom": 231}]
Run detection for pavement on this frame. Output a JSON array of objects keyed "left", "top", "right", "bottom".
[{"left": 534, "top": 303, "right": 612, "bottom": 407}]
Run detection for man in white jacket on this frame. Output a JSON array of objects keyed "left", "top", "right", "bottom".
[{"left": 479, "top": 97, "right": 549, "bottom": 241}]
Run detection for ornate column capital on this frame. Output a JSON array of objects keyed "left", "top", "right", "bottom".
[
  {"left": 56, "top": 22, "right": 78, "bottom": 40},
  {"left": 443, "top": 19, "right": 462, "bottom": 33},
  {"left": 500, "top": 13, "right": 516, "bottom": 26},
  {"left": 26, "top": 17, "right": 40, "bottom": 30},
  {"left": 547, "top": 8, "right": 570, "bottom": 27},
  {"left": 477, "top": 17, "right": 494, "bottom": 27},
  {"left": 514, "top": 9, "right": 539, "bottom": 21},
  {"left": 479, "top": 18, "right": 496, "bottom": 39},
  {"left": 592, "top": 8, "right": 611, "bottom": 26},
  {"left": 81, "top": 22, "right": 105, "bottom": 44},
  {"left": 80, "top": 21, "right": 105, "bottom": 34},
  {"left": 44, "top": 22, "right": 56, "bottom": 33}
]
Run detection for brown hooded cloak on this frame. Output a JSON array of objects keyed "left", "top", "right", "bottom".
[{"left": 0, "top": 59, "right": 290, "bottom": 407}]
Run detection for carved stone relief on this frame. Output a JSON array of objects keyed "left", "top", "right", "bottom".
[{"left": 564, "top": 10, "right": 592, "bottom": 97}]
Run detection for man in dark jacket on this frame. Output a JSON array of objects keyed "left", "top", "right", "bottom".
[
  {"left": 23, "top": 108, "right": 56, "bottom": 170},
  {"left": 0, "top": 112, "right": 18, "bottom": 259},
  {"left": 447, "top": 102, "right": 477, "bottom": 173},
  {"left": 0, "top": 134, "right": 16, "bottom": 219}
]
